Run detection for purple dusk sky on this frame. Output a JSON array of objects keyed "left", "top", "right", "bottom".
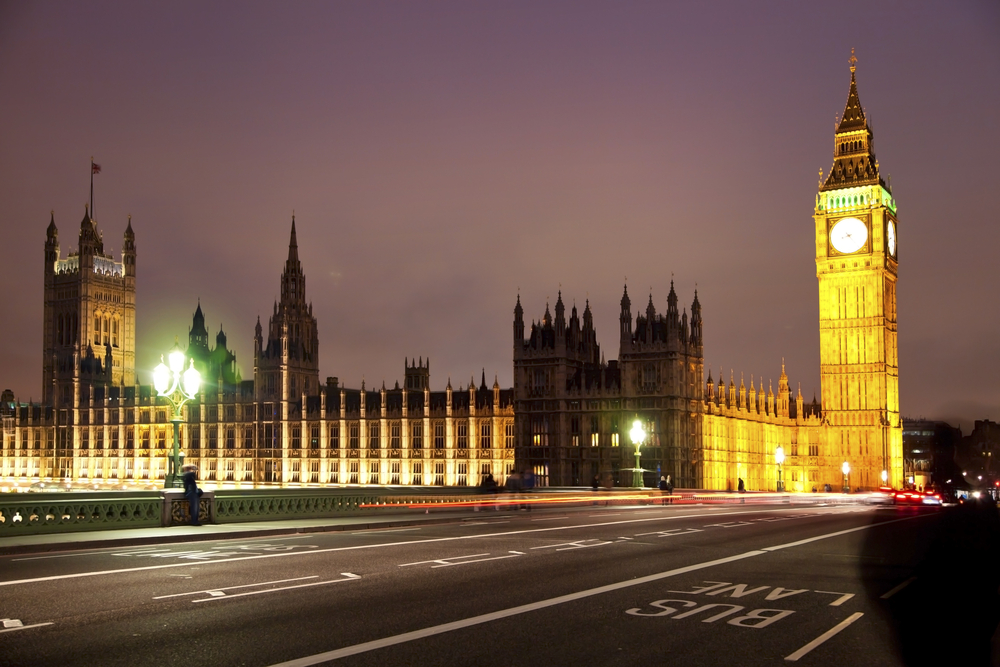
[{"left": 1, "top": 2, "right": 998, "bottom": 429}]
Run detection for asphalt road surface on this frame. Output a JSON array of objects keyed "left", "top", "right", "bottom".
[{"left": 2, "top": 501, "right": 998, "bottom": 666}]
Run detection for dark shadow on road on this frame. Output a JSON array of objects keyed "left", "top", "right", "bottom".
[{"left": 860, "top": 502, "right": 1000, "bottom": 666}]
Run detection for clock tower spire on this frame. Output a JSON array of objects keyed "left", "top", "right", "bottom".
[{"left": 814, "top": 51, "right": 903, "bottom": 490}]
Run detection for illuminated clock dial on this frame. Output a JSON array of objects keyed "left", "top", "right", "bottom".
[
  {"left": 830, "top": 217, "right": 868, "bottom": 254},
  {"left": 887, "top": 220, "right": 896, "bottom": 257}
]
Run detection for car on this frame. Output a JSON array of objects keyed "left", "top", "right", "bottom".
[
  {"left": 893, "top": 489, "right": 942, "bottom": 506},
  {"left": 865, "top": 486, "right": 896, "bottom": 505}
]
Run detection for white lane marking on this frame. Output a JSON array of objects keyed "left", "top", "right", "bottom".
[
  {"left": 760, "top": 515, "right": 927, "bottom": 551},
  {"left": 531, "top": 539, "right": 612, "bottom": 551},
  {"left": 153, "top": 576, "right": 319, "bottom": 600},
  {"left": 813, "top": 591, "right": 854, "bottom": 606},
  {"left": 266, "top": 551, "right": 767, "bottom": 666},
  {"left": 399, "top": 553, "right": 490, "bottom": 567},
  {"left": 430, "top": 554, "right": 520, "bottom": 568},
  {"left": 880, "top": 576, "right": 917, "bottom": 599},
  {"left": 0, "top": 622, "right": 53, "bottom": 634},
  {"left": 192, "top": 573, "right": 360, "bottom": 603},
  {"left": 266, "top": 515, "right": 914, "bottom": 666},
  {"left": 589, "top": 513, "right": 621, "bottom": 516},
  {"left": 399, "top": 553, "right": 522, "bottom": 568},
  {"left": 531, "top": 517, "right": 569, "bottom": 521},
  {"left": 784, "top": 612, "right": 864, "bottom": 661},
  {"left": 12, "top": 547, "right": 174, "bottom": 562},
  {"left": 636, "top": 528, "right": 703, "bottom": 537},
  {"left": 349, "top": 528, "right": 420, "bottom": 535},
  {"left": 0, "top": 506, "right": 886, "bottom": 589}
]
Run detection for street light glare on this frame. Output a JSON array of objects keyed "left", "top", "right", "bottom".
[
  {"left": 629, "top": 420, "right": 645, "bottom": 447},
  {"left": 842, "top": 461, "right": 850, "bottom": 476},
  {"left": 168, "top": 348, "right": 185, "bottom": 373},
  {"left": 183, "top": 361, "right": 201, "bottom": 398},
  {"left": 153, "top": 360, "right": 170, "bottom": 394},
  {"left": 775, "top": 446, "right": 785, "bottom": 465}
]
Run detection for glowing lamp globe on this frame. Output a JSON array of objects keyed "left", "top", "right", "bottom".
[
  {"left": 168, "top": 348, "right": 185, "bottom": 373},
  {"left": 842, "top": 461, "right": 850, "bottom": 476},
  {"left": 183, "top": 361, "right": 201, "bottom": 397},
  {"left": 629, "top": 420, "right": 646, "bottom": 447},
  {"left": 775, "top": 446, "right": 785, "bottom": 466},
  {"left": 153, "top": 360, "right": 170, "bottom": 394}
]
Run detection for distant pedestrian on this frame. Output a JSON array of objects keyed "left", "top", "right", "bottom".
[
  {"left": 592, "top": 474, "right": 600, "bottom": 491},
  {"left": 738, "top": 478, "right": 745, "bottom": 493},
  {"left": 182, "top": 464, "right": 202, "bottom": 526}
]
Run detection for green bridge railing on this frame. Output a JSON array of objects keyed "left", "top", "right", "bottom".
[
  {"left": 0, "top": 491, "right": 163, "bottom": 534},
  {"left": 0, "top": 486, "right": 483, "bottom": 535}
]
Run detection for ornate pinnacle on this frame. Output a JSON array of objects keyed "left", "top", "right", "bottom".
[{"left": 849, "top": 47, "right": 857, "bottom": 73}]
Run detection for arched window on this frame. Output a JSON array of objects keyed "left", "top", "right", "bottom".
[{"left": 94, "top": 315, "right": 101, "bottom": 345}]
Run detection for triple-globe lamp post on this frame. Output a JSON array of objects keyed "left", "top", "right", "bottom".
[
  {"left": 629, "top": 419, "right": 646, "bottom": 489},
  {"left": 842, "top": 460, "right": 851, "bottom": 494},
  {"left": 153, "top": 343, "right": 201, "bottom": 489}
]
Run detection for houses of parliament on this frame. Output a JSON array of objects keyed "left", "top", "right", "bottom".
[{"left": 1, "top": 60, "right": 903, "bottom": 491}]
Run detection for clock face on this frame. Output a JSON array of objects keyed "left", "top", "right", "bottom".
[
  {"left": 887, "top": 220, "right": 896, "bottom": 257},
  {"left": 830, "top": 217, "right": 868, "bottom": 254}
]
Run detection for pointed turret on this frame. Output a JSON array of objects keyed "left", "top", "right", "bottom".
[
  {"left": 690, "top": 290, "right": 703, "bottom": 346},
  {"left": 122, "top": 215, "right": 136, "bottom": 277},
  {"left": 821, "top": 50, "right": 883, "bottom": 192},
  {"left": 554, "top": 291, "right": 565, "bottom": 333},
  {"left": 666, "top": 280, "right": 679, "bottom": 329},
  {"left": 45, "top": 211, "right": 59, "bottom": 270},
  {"left": 778, "top": 359, "right": 790, "bottom": 418},
  {"left": 619, "top": 284, "right": 632, "bottom": 342},
  {"left": 78, "top": 204, "right": 103, "bottom": 258},
  {"left": 513, "top": 294, "right": 524, "bottom": 345},
  {"left": 280, "top": 215, "right": 306, "bottom": 305}
]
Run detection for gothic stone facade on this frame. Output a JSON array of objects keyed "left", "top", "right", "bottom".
[
  {"left": 513, "top": 60, "right": 904, "bottom": 491},
  {"left": 1, "top": 217, "right": 514, "bottom": 488}
]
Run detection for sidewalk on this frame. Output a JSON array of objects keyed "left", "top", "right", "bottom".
[{"left": 0, "top": 509, "right": 480, "bottom": 557}]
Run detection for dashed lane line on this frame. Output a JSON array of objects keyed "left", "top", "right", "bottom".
[
  {"left": 784, "top": 612, "right": 865, "bottom": 661},
  {"left": 0, "top": 506, "right": 888, "bottom": 589},
  {"left": 880, "top": 576, "right": 917, "bottom": 599},
  {"left": 266, "top": 515, "right": 926, "bottom": 666}
]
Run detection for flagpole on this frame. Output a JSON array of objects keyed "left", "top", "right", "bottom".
[{"left": 90, "top": 156, "right": 94, "bottom": 218}]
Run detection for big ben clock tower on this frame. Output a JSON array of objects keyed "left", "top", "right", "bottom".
[{"left": 814, "top": 50, "right": 903, "bottom": 489}]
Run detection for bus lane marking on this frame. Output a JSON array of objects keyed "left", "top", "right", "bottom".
[{"left": 265, "top": 514, "right": 926, "bottom": 666}]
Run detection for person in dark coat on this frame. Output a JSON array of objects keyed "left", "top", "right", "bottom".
[{"left": 182, "top": 464, "right": 202, "bottom": 526}]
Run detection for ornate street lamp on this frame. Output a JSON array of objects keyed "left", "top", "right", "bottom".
[
  {"left": 775, "top": 445, "right": 785, "bottom": 492},
  {"left": 629, "top": 419, "right": 646, "bottom": 488},
  {"left": 153, "top": 342, "right": 201, "bottom": 488},
  {"left": 842, "top": 460, "right": 851, "bottom": 494},
  {"left": 881, "top": 469, "right": 888, "bottom": 487}
]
